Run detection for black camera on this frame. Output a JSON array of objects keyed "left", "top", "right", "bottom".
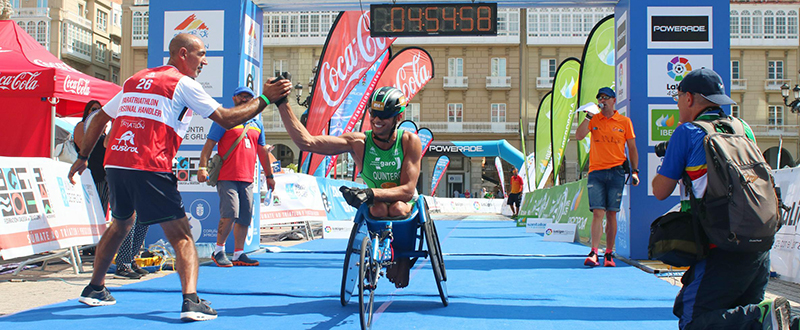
[
  {"left": 655, "top": 141, "right": 669, "bottom": 157},
  {"left": 271, "top": 71, "right": 291, "bottom": 83}
]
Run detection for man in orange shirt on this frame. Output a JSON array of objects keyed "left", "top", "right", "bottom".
[
  {"left": 508, "top": 167, "right": 523, "bottom": 218},
  {"left": 575, "top": 87, "right": 639, "bottom": 267}
]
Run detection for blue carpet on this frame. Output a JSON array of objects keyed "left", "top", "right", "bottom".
[{"left": 0, "top": 220, "right": 680, "bottom": 329}]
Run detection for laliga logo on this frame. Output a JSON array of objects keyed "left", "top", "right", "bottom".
[
  {"left": 324, "top": 226, "right": 333, "bottom": 233},
  {"left": 0, "top": 71, "right": 41, "bottom": 91},
  {"left": 395, "top": 53, "right": 431, "bottom": 98},
  {"left": 667, "top": 56, "right": 692, "bottom": 82},
  {"left": 63, "top": 75, "right": 90, "bottom": 96},
  {"left": 318, "top": 12, "right": 390, "bottom": 107},
  {"left": 473, "top": 201, "right": 481, "bottom": 210},
  {"left": 545, "top": 228, "right": 553, "bottom": 235}
]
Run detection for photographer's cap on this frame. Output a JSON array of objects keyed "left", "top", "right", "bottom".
[
  {"left": 596, "top": 87, "right": 616, "bottom": 99},
  {"left": 678, "top": 68, "right": 736, "bottom": 105},
  {"left": 232, "top": 86, "right": 255, "bottom": 97}
]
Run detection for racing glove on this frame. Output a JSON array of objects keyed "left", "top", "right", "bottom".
[{"left": 339, "top": 186, "right": 374, "bottom": 208}]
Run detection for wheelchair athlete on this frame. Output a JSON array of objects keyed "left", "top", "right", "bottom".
[{"left": 276, "top": 86, "right": 422, "bottom": 288}]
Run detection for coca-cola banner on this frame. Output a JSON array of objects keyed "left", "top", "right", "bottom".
[
  {"left": 305, "top": 11, "right": 396, "bottom": 144},
  {"left": 0, "top": 71, "right": 52, "bottom": 96},
  {"left": 375, "top": 47, "right": 434, "bottom": 103},
  {"left": 320, "top": 49, "right": 392, "bottom": 177}
]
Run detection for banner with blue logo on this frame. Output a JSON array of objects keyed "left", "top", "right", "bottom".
[{"left": 431, "top": 155, "right": 450, "bottom": 195}]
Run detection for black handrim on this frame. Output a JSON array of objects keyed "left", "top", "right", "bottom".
[
  {"left": 340, "top": 222, "right": 360, "bottom": 306},
  {"left": 359, "top": 237, "right": 376, "bottom": 329}
]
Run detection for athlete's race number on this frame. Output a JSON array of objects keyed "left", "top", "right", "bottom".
[{"left": 136, "top": 78, "right": 153, "bottom": 90}]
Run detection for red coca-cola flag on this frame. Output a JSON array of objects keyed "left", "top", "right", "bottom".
[
  {"left": 303, "top": 11, "right": 396, "bottom": 173},
  {"left": 374, "top": 47, "right": 434, "bottom": 102}
]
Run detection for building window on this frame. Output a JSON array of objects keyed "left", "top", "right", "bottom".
[
  {"left": 11, "top": 0, "right": 19, "bottom": 8},
  {"left": 407, "top": 103, "right": 420, "bottom": 122},
  {"left": 96, "top": 10, "right": 108, "bottom": 31},
  {"left": 448, "top": 103, "right": 463, "bottom": 122},
  {"left": 95, "top": 42, "right": 106, "bottom": 62},
  {"left": 111, "top": 69, "right": 119, "bottom": 85},
  {"left": 132, "top": 11, "right": 149, "bottom": 41},
  {"left": 491, "top": 58, "right": 506, "bottom": 77},
  {"left": 541, "top": 58, "right": 557, "bottom": 78},
  {"left": 768, "top": 105, "right": 783, "bottom": 126},
  {"left": 63, "top": 22, "right": 92, "bottom": 57},
  {"left": 36, "top": 21, "right": 47, "bottom": 47},
  {"left": 94, "top": 73, "right": 106, "bottom": 81},
  {"left": 527, "top": 7, "right": 613, "bottom": 38},
  {"left": 25, "top": 21, "right": 36, "bottom": 39},
  {"left": 491, "top": 103, "right": 506, "bottom": 122},
  {"left": 768, "top": 60, "right": 784, "bottom": 80},
  {"left": 37, "top": 0, "right": 47, "bottom": 7},
  {"left": 448, "top": 58, "right": 463, "bottom": 77},
  {"left": 273, "top": 60, "right": 288, "bottom": 77},
  {"left": 731, "top": 60, "right": 740, "bottom": 79},
  {"left": 730, "top": 10, "right": 739, "bottom": 36},
  {"left": 78, "top": 4, "right": 85, "bottom": 18},
  {"left": 731, "top": 105, "right": 740, "bottom": 118},
  {"left": 730, "top": 9, "right": 797, "bottom": 40}
]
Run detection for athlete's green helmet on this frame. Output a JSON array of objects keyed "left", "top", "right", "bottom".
[{"left": 369, "top": 86, "right": 407, "bottom": 119}]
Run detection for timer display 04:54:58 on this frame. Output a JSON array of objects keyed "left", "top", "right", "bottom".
[{"left": 370, "top": 3, "right": 497, "bottom": 37}]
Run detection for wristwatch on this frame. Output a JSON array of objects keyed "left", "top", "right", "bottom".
[{"left": 632, "top": 169, "right": 639, "bottom": 174}]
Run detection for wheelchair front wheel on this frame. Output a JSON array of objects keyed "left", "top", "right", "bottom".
[
  {"left": 359, "top": 236, "right": 378, "bottom": 329},
  {"left": 341, "top": 222, "right": 361, "bottom": 306},
  {"left": 424, "top": 219, "right": 449, "bottom": 307}
]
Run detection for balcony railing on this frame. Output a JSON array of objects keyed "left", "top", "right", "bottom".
[
  {"left": 133, "top": 0, "right": 149, "bottom": 5},
  {"left": 11, "top": 7, "right": 50, "bottom": 18},
  {"left": 731, "top": 79, "right": 747, "bottom": 90},
  {"left": 443, "top": 76, "right": 468, "bottom": 90},
  {"left": 749, "top": 125, "right": 799, "bottom": 137},
  {"left": 65, "top": 11, "right": 92, "bottom": 29},
  {"left": 536, "top": 77, "right": 554, "bottom": 89},
  {"left": 765, "top": 79, "right": 791, "bottom": 91},
  {"left": 415, "top": 122, "right": 520, "bottom": 134},
  {"left": 486, "top": 76, "right": 511, "bottom": 90}
]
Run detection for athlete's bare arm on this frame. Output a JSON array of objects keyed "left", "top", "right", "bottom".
[
  {"left": 275, "top": 102, "right": 365, "bottom": 157},
  {"left": 208, "top": 79, "right": 291, "bottom": 129}
]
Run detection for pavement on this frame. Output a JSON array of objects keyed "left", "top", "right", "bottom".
[{"left": 1, "top": 215, "right": 799, "bottom": 320}]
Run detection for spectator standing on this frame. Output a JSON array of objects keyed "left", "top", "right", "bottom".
[
  {"left": 507, "top": 168, "right": 523, "bottom": 218},
  {"left": 575, "top": 87, "right": 639, "bottom": 268},
  {"left": 199, "top": 86, "right": 276, "bottom": 267}
]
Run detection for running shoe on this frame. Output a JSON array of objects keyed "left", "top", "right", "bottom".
[
  {"left": 232, "top": 253, "right": 259, "bottom": 266},
  {"left": 131, "top": 262, "right": 150, "bottom": 275},
  {"left": 212, "top": 251, "right": 232, "bottom": 267},
  {"left": 760, "top": 296, "right": 791, "bottom": 330},
  {"left": 78, "top": 285, "right": 116, "bottom": 306},
  {"left": 584, "top": 251, "right": 600, "bottom": 267},
  {"left": 180, "top": 298, "right": 217, "bottom": 322},
  {"left": 604, "top": 252, "right": 616, "bottom": 267},
  {"left": 114, "top": 267, "right": 143, "bottom": 280}
]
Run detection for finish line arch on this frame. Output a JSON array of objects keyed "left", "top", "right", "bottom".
[{"left": 425, "top": 140, "right": 525, "bottom": 170}]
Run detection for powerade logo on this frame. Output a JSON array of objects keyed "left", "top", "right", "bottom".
[
  {"left": 651, "top": 16, "right": 709, "bottom": 42},
  {"left": 667, "top": 57, "right": 692, "bottom": 82},
  {"left": 429, "top": 145, "right": 484, "bottom": 154}
]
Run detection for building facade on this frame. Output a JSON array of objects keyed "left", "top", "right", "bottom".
[
  {"left": 9, "top": 0, "right": 123, "bottom": 84},
  {"left": 117, "top": 1, "right": 799, "bottom": 197}
]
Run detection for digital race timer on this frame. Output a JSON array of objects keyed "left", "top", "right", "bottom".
[{"left": 370, "top": 3, "right": 498, "bottom": 37}]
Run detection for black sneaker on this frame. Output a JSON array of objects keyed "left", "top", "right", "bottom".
[
  {"left": 180, "top": 298, "right": 218, "bottom": 322},
  {"left": 212, "top": 251, "right": 232, "bottom": 267},
  {"left": 232, "top": 253, "right": 259, "bottom": 266},
  {"left": 78, "top": 285, "right": 116, "bottom": 306},
  {"left": 114, "top": 266, "right": 143, "bottom": 280},
  {"left": 131, "top": 263, "right": 150, "bottom": 275}
]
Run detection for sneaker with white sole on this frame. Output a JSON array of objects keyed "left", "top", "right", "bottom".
[
  {"left": 180, "top": 298, "right": 217, "bottom": 322},
  {"left": 232, "top": 253, "right": 259, "bottom": 266},
  {"left": 760, "top": 296, "right": 791, "bottom": 330},
  {"left": 78, "top": 285, "right": 116, "bottom": 306}
]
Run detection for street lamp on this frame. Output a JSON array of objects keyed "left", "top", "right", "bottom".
[{"left": 780, "top": 83, "right": 800, "bottom": 113}]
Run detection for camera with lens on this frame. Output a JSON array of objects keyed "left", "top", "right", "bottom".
[
  {"left": 655, "top": 141, "right": 669, "bottom": 157},
  {"left": 271, "top": 71, "right": 291, "bottom": 83}
]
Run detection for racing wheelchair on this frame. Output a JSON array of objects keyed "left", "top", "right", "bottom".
[{"left": 339, "top": 194, "right": 448, "bottom": 329}]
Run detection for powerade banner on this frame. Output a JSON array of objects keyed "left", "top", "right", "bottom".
[
  {"left": 578, "top": 15, "right": 615, "bottom": 174},
  {"left": 304, "top": 11, "right": 396, "bottom": 173},
  {"left": 322, "top": 49, "right": 392, "bottom": 176},
  {"left": 534, "top": 92, "right": 553, "bottom": 188},
  {"left": 517, "top": 179, "right": 594, "bottom": 245},
  {"left": 375, "top": 47, "right": 434, "bottom": 103},
  {"left": 550, "top": 58, "right": 581, "bottom": 184},
  {"left": 426, "top": 140, "right": 524, "bottom": 170},
  {"left": 431, "top": 155, "right": 450, "bottom": 194},
  {"left": 495, "top": 157, "right": 506, "bottom": 196},
  {"left": 398, "top": 120, "right": 418, "bottom": 134},
  {"left": 418, "top": 128, "right": 434, "bottom": 157}
]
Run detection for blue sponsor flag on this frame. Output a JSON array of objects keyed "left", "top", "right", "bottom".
[{"left": 431, "top": 155, "right": 450, "bottom": 195}]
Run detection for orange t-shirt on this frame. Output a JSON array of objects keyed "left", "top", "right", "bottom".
[
  {"left": 510, "top": 175, "right": 523, "bottom": 193},
  {"left": 587, "top": 111, "right": 635, "bottom": 173}
]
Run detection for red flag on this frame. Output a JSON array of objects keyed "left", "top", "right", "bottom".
[{"left": 303, "top": 11, "right": 395, "bottom": 174}]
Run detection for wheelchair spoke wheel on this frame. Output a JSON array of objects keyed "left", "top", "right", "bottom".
[
  {"left": 424, "top": 220, "right": 449, "bottom": 307},
  {"left": 424, "top": 203, "right": 447, "bottom": 281},
  {"left": 359, "top": 236, "right": 378, "bottom": 329},
  {"left": 341, "top": 222, "right": 362, "bottom": 306}
]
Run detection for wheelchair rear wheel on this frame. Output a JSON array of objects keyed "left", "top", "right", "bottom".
[
  {"left": 424, "top": 219, "right": 449, "bottom": 306},
  {"left": 424, "top": 203, "right": 447, "bottom": 281},
  {"left": 359, "top": 236, "right": 378, "bottom": 329},
  {"left": 341, "top": 222, "right": 361, "bottom": 306}
]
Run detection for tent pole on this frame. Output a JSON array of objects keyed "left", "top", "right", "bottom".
[{"left": 48, "top": 97, "right": 59, "bottom": 159}]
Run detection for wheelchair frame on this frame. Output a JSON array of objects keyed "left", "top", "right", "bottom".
[{"left": 339, "top": 195, "right": 448, "bottom": 329}]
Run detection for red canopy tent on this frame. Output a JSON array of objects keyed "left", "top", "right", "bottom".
[{"left": 0, "top": 20, "right": 121, "bottom": 157}]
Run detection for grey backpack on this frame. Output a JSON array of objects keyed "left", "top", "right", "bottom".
[{"left": 691, "top": 117, "right": 780, "bottom": 252}]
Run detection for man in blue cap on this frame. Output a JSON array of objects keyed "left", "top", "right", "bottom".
[
  {"left": 652, "top": 67, "right": 797, "bottom": 330},
  {"left": 576, "top": 86, "right": 639, "bottom": 267},
  {"left": 199, "top": 86, "right": 275, "bottom": 267}
]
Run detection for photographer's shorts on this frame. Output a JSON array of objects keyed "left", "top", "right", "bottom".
[
  {"left": 217, "top": 180, "right": 255, "bottom": 226},
  {"left": 587, "top": 166, "right": 625, "bottom": 212},
  {"left": 106, "top": 168, "right": 186, "bottom": 226}
]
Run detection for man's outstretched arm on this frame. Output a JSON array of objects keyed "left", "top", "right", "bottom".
[{"left": 275, "top": 102, "right": 356, "bottom": 155}]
